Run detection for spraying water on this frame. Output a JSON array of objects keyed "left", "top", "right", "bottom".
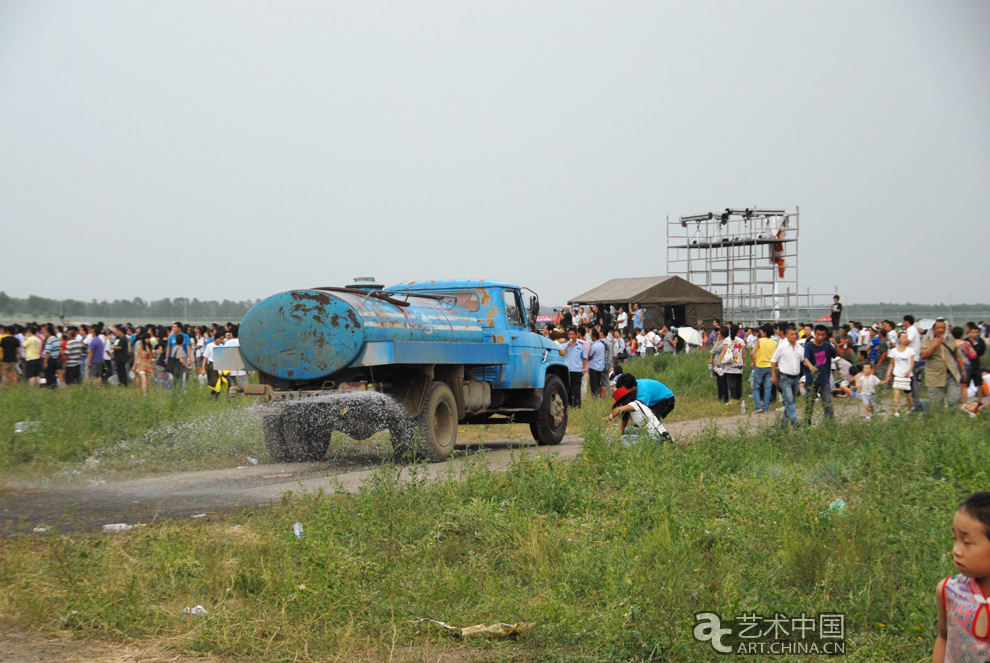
[{"left": 257, "top": 391, "right": 413, "bottom": 463}]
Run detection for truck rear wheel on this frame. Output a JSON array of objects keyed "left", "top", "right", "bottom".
[
  {"left": 281, "top": 413, "right": 331, "bottom": 461},
  {"left": 397, "top": 381, "right": 458, "bottom": 462},
  {"left": 263, "top": 414, "right": 292, "bottom": 462},
  {"left": 530, "top": 374, "right": 568, "bottom": 445}
]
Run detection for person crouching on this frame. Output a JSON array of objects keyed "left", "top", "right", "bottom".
[{"left": 607, "top": 374, "right": 674, "bottom": 444}]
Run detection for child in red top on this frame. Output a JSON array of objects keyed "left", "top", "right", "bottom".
[{"left": 934, "top": 492, "right": 990, "bottom": 662}]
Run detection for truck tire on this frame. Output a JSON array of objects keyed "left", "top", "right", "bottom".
[
  {"left": 403, "top": 381, "right": 458, "bottom": 462},
  {"left": 530, "top": 375, "right": 568, "bottom": 445},
  {"left": 281, "top": 413, "right": 331, "bottom": 461},
  {"left": 263, "top": 414, "right": 292, "bottom": 462}
]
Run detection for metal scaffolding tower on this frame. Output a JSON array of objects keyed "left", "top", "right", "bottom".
[{"left": 667, "top": 206, "right": 832, "bottom": 325}]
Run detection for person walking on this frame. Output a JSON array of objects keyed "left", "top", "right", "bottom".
[
  {"left": 751, "top": 324, "right": 776, "bottom": 413},
  {"left": 803, "top": 324, "right": 837, "bottom": 423},
  {"left": 771, "top": 324, "right": 803, "bottom": 426},
  {"left": 882, "top": 330, "right": 916, "bottom": 416}
]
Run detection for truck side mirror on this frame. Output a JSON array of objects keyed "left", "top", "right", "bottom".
[{"left": 529, "top": 295, "right": 539, "bottom": 320}]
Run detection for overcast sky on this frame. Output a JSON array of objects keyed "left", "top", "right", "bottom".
[{"left": 2, "top": 1, "right": 988, "bottom": 307}]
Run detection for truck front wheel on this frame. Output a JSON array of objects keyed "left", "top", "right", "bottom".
[
  {"left": 401, "top": 381, "right": 458, "bottom": 462},
  {"left": 530, "top": 375, "right": 568, "bottom": 445}
]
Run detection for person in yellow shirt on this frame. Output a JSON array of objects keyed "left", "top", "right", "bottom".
[
  {"left": 751, "top": 324, "right": 778, "bottom": 413},
  {"left": 22, "top": 325, "right": 43, "bottom": 388}
]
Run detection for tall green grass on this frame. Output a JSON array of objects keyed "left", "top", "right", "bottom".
[{"left": 2, "top": 410, "right": 985, "bottom": 661}]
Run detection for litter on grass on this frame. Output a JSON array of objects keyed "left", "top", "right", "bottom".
[
  {"left": 103, "top": 523, "right": 133, "bottom": 532},
  {"left": 409, "top": 618, "right": 535, "bottom": 638},
  {"left": 14, "top": 421, "right": 41, "bottom": 434},
  {"left": 183, "top": 605, "right": 208, "bottom": 616},
  {"left": 827, "top": 498, "right": 847, "bottom": 515}
]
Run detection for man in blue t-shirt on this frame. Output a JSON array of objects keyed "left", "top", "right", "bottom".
[
  {"left": 803, "top": 324, "right": 836, "bottom": 422},
  {"left": 614, "top": 372, "right": 676, "bottom": 422}
]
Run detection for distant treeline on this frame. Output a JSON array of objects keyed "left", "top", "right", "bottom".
[{"left": 0, "top": 291, "right": 258, "bottom": 323}]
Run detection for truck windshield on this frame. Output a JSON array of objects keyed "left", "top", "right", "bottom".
[{"left": 431, "top": 291, "right": 480, "bottom": 312}]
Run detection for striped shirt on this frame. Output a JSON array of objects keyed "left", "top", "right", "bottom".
[
  {"left": 43, "top": 336, "right": 61, "bottom": 359},
  {"left": 64, "top": 338, "right": 84, "bottom": 367}
]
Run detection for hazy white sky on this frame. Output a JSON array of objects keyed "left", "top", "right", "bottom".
[{"left": 2, "top": 1, "right": 988, "bottom": 307}]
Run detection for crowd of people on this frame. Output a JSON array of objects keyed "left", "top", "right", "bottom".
[
  {"left": 538, "top": 302, "right": 990, "bottom": 433},
  {"left": 3, "top": 304, "right": 988, "bottom": 434},
  {"left": 0, "top": 321, "right": 248, "bottom": 395}
]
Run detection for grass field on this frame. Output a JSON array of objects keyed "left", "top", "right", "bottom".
[
  {"left": 0, "top": 351, "right": 738, "bottom": 483},
  {"left": 1, "top": 352, "right": 986, "bottom": 661}
]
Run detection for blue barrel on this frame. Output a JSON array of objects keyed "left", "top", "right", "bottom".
[{"left": 239, "top": 289, "right": 488, "bottom": 381}]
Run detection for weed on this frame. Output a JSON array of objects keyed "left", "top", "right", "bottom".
[{"left": 1, "top": 412, "right": 986, "bottom": 661}]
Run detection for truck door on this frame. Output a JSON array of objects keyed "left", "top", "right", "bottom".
[{"left": 500, "top": 289, "right": 543, "bottom": 389}]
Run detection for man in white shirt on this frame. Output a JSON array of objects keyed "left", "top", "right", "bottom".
[
  {"left": 616, "top": 307, "right": 629, "bottom": 333},
  {"left": 225, "top": 325, "right": 248, "bottom": 386},
  {"left": 635, "top": 329, "right": 647, "bottom": 357},
  {"left": 771, "top": 324, "right": 803, "bottom": 427},
  {"left": 611, "top": 329, "right": 626, "bottom": 360},
  {"left": 645, "top": 328, "right": 661, "bottom": 356}
]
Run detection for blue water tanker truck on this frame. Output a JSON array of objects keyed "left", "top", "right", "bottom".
[{"left": 235, "top": 279, "right": 570, "bottom": 462}]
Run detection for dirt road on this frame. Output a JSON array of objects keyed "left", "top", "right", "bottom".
[{"left": 0, "top": 409, "right": 780, "bottom": 535}]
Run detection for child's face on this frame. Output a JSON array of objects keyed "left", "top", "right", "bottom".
[
  {"left": 862, "top": 365, "right": 872, "bottom": 376},
  {"left": 952, "top": 509, "right": 990, "bottom": 580}
]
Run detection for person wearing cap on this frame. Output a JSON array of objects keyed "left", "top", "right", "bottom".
[
  {"left": 607, "top": 376, "right": 672, "bottom": 443},
  {"left": 868, "top": 324, "right": 884, "bottom": 366},
  {"left": 610, "top": 373, "right": 676, "bottom": 432}
]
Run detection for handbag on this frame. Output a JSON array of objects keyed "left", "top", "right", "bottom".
[
  {"left": 892, "top": 376, "right": 911, "bottom": 391},
  {"left": 719, "top": 344, "right": 733, "bottom": 365}
]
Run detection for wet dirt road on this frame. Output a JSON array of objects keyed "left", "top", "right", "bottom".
[
  {"left": 0, "top": 409, "right": 798, "bottom": 535},
  {"left": 0, "top": 436, "right": 585, "bottom": 535}
]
